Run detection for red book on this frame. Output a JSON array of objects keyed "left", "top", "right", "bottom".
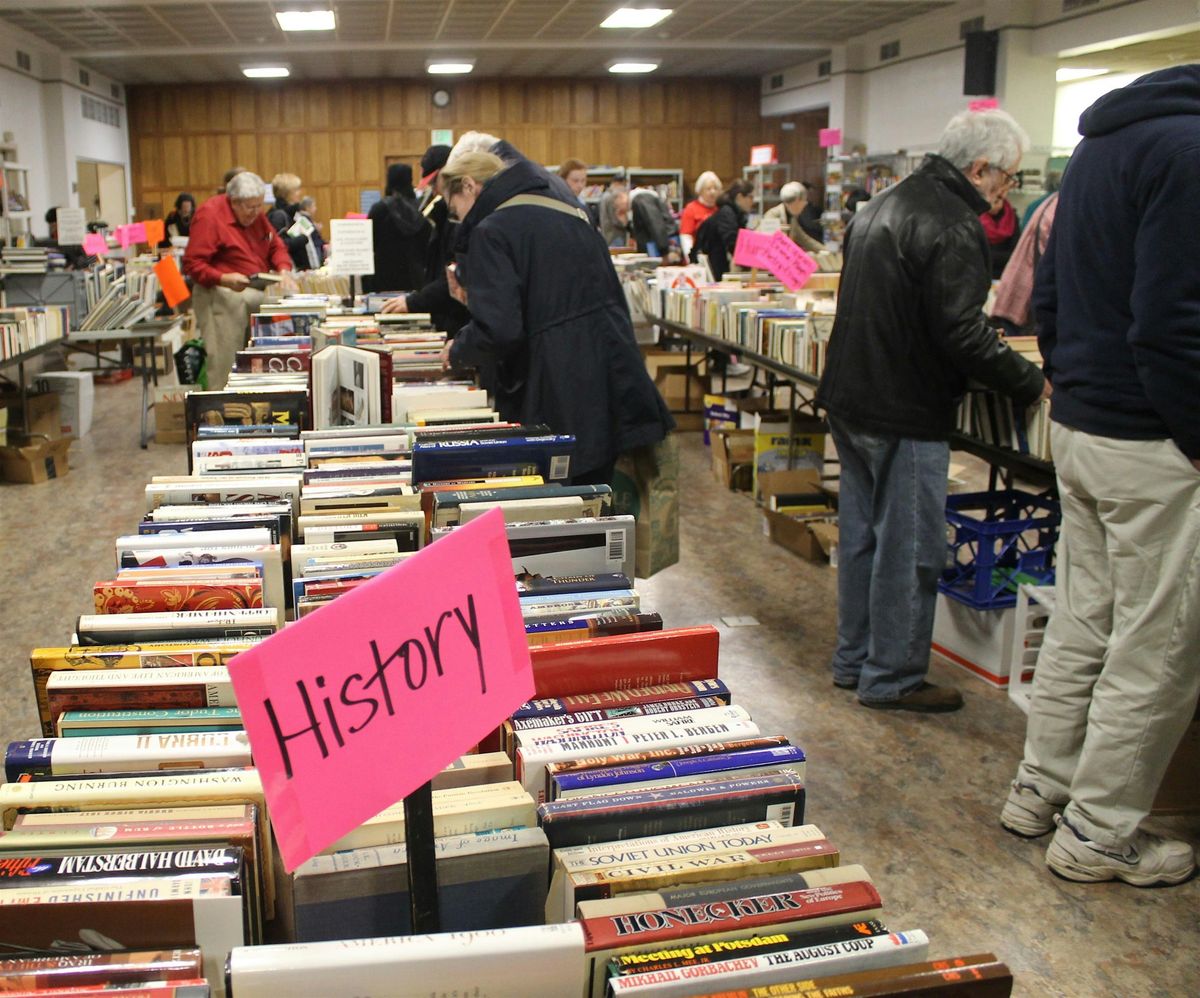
[
  {"left": 529, "top": 626, "right": 720, "bottom": 698},
  {"left": 93, "top": 580, "right": 264, "bottom": 614}
]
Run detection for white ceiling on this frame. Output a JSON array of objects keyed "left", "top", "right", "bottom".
[{"left": 0, "top": 0, "right": 956, "bottom": 83}]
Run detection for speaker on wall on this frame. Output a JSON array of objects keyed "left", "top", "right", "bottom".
[{"left": 963, "top": 30, "right": 999, "bottom": 95}]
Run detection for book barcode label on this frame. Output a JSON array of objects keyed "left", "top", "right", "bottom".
[
  {"left": 606, "top": 529, "right": 626, "bottom": 566},
  {"left": 548, "top": 455, "right": 571, "bottom": 480},
  {"left": 765, "top": 801, "right": 796, "bottom": 826}
]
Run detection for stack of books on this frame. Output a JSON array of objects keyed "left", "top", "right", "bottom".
[{"left": 0, "top": 305, "right": 70, "bottom": 361}]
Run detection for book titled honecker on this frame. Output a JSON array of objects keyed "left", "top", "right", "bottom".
[{"left": 580, "top": 880, "right": 884, "bottom": 998}]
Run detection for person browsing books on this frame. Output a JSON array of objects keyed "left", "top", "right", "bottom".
[
  {"left": 182, "top": 170, "right": 294, "bottom": 390},
  {"left": 1000, "top": 65, "right": 1200, "bottom": 888},
  {"left": 815, "top": 109, "right": 1047, "bottom": 713},
  {"left": 438, "top": 149, "right": 674, "bottom": 485},
  {"left": 365, "top": 163, "right": 430, "bottom": 294},
  {"left": 759, "top": 181, "right": 825, "bottom": 253},
  {"left": 691, "top": 179, "right": 754, "bottom": 280},
  {"left": 163, "top": 192, "right": 195, "bottom": 245}
]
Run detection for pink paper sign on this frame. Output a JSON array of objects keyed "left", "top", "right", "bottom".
[
  {"left": 83, "top": 233, "right": 108, "bottom": 256},
  {"left": 114, "top": 225, "right": 133, "bottom": 248},
  {"left": 344, "top": 212, "right": 369, "bottom": 219},
  {"left": 733, "top": 227, "right": 774, "bottom": 270},
  {"left": 228, "top": 508, "right": 535, "bottom": 871},
  {"left": 969, "top": 98, "right": 999, "bottom": 111},
  {"left": 762, "top": 230, "right": 820, "bottom": 290},
  {"left": 126, "top": 222, "right": 147, "bottom": 244},
  {"left": 818, "top": 128, "right": 843, "bottom": 148}
]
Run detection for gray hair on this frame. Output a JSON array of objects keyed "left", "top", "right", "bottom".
[
  {"left": 448, "top": 131, "right": 501, "bottom": 169},
  {"left": 779, "top": 181, "right": 807, "bottom": 203},
  {"left": 694, "top": 171, "right": 721, "bottom": 196},
  {"left": 226, "top": 171, "right": 267, "bottom": 201},
  {"left": 937, "top": 109, "right": 1030, "bottom": 173}
]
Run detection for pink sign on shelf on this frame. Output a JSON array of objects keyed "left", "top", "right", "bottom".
[
  {"left": 83, "top": 233, "right": 109, "bottom": 256},
  {"left": 762, "top": 230, "right": 820, "bottom": 290},
  {"left": 732, "top": 227, "right": 774, "bottom": 270},
  {"left": 228, "top": 509, "right": 535, "bottom": 872},
  {"left": 969, "top": 98, "right": 1000, "bottom": 111},
  {"left": 818, "top": 128, "right": 843, "bottom": 149},
  {"left": 114, "top": 225, "right": 133, "bottom": 248},
  {"left": 344, "top": 212, "right": 369, "bottom": 219},
  {"left": 125, "top": 221, "right": 147, "bottom": 244}
]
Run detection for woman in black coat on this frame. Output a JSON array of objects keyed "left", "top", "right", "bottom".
[
  {"left": 364, "top": 164, "right": 430, "bottom": 292},
  {"left": 694, "top": 179, "right": 754, "bottom": 280},
  {"left": 440, "top": 150, "right": 674, "bottom": 483}
]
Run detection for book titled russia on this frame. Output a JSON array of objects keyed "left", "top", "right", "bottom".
[
  {"left": 411, "top": 433, "right": 576, "bottom": 484},
  {"left": 225, "top": 923, "right": 586, "bottom": 998}
]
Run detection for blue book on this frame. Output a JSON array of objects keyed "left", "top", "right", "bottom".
[
  {"left": 411, "top": 434, "right": 576, "bottom": 485},
  {"left": 511, "top": 678, "right": 730, "bottom": 719},
  {"left": 551, "top": 744, "right": 806, "bottom": 799}
]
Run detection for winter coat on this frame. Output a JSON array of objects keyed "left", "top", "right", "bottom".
[
  {"left": 365, "top": 192, "right": 430, "bottom": 292},
  {"left": 448, "top": 158, "right": 674, "bottom": 477},
  {"left": 405, "top": 194, "right": 470, "bottom": 336},
  {"left": 267, "top": 198, "right": 318, "bottom": 271},
  {"left": 760, "top": 202, "right": 825, "bottom": 253},
  {"left": 694, "top": 201, "right": 746, "bottom": 280},
  {"left": 629, "top": 190, "right": 678, "bottom": 255},
  {"left": 816, "top": 153, "right": 1044, "bottom": 439},
  {"left": 1034, "top": 63, "right": 1200, "bottom": 459}
]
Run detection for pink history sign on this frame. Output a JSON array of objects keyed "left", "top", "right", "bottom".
[{"left": 228, "top": 508, "right": 535, "bottom": 871}]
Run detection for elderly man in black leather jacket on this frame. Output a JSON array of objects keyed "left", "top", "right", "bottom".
[{"left": 816, "top": 109, "right": 1047, "bottom": 713}]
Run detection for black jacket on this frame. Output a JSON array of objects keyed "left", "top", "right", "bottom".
[
  {"left": 449, "top": 158, "right": 674, "bottom": 477},
  {"left": 694, "top": 202, "right": 746, "bottom": 281},
  {"left": 267, "top": 199, "right": 315, "bottom": 271},
  {"left": 1034, "top": 64, "right": 1200, "bottom": 458},
  {"left": 629, "top": 190, "right": 678, "bottom": 256},
  {"left": 365, "top": 192, "right": 430, "bottom": 292},
  {"left": 405, "top": 195, "right": 469, "bottom": 336},
  {"left": 816, "top": 154, "right": 1044, "bottom": 439},
  {"left": 799, "top": 203, "right": 824, "bottom": 242}
]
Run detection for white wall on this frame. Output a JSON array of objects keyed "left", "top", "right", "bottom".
[
  {"left": 860, "top": 49, "right": 968, "bottom": 154},
  {"left": 1052, "top": 72, "right": 1141, "bottom": 150},
  {"left": 0, "top": 24, "right": 131, "bottom": 238}
]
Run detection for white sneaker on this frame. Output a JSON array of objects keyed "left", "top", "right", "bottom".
[
  {"left": 1046, "top": 815, "right": 1196, "bottom": 887},
  {"left": 1000, "top": 780, "right": 1064, "bottom": 838}
]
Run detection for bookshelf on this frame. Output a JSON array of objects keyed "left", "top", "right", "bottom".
[
  {"left": 1, "top": 155, "right": 34, "bottom": 248},
  {"left": 742, "top": 164, "right": 791, "bottom": 219},
  {"left": 626, "top": 168, "right": 684, "bottom": 211},
  {"left": 821, "top": 152, "right": 918, "bottom": 249}
]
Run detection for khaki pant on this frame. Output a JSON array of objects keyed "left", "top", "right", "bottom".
[
  {"left": 192, "top": 283, "right": 265, "bottom": 390},
  {"left": 1017, "top": 423, "right": 1200, "bottom": 847}
]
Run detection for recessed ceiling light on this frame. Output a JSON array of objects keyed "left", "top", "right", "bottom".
[
  {"left": 601, "top": 8, "right": 673, "bottom": 29},
  {"left": 242, "top": 65, "right": 291, "bottom": 79},
  {"left": 427, "top": 60, "right": 475, "bottom": 75},
  {"left": 609, "top": 61, "right": 659, "bottom": 74},
  {"left": 275, "top": 10, "right": 336, "bottom": 32},
  {"left": 1056, "top": 67, "right": 1109, "bottom": 82}
]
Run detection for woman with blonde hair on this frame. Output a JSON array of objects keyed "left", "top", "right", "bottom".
[{"left": 440, "top": 149, "right": 673, "bottom": 484}]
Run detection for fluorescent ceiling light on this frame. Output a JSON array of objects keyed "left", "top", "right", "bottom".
[
  {"left": 275, "top": 10, "right": 336, "bottom": 32},
  {"left": 1056, "top": 67, "right": 1109, "bottom": 82},
  {"left": 242, "top": 65, "right": 290, "bottom": 79},
  {"left": 601, "top": 8, "right": 673, "bottom": 29},
  {"left": 427, "top": 61, "right": 474, "bottom": 75},
  {"left": 609, "top": 61, "right": 659, "bottom": 74}
]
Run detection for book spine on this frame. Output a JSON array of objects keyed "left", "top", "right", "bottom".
[
  {"left": 93, "top": 583, "right": 264, "bottom": 614},
  {"left": 546, "top": 736, "right": 790, "bottom": 778},
  {"left": 516, "top": 696, "right": 730, "bottom": 737},
  {"left": 554, "top": 745, "right": 805, "bottom": 796},
  {"left": 5, "top": 732, "right": 251, "bottom": 781},
  {"left": 0, "top": 845, "right": 243, "bottom": 882},
  {"left": 0, "top": 949, "right": 204, "bottom": 990}
]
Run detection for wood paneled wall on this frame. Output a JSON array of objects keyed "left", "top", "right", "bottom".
[{"left": 128, "top": 79, "right": 828, "bottom": 229}]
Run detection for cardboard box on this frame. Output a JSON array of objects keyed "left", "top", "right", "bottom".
[
  {"left": 153, "top": 384, "right": 191, "bottom": 445},
  {"left": 39, "top": 371, "right": 95, "bottom": 439},
  {"left": 2, "top": 391, "right": 61, "bottom": 440},
  {"left": 752, "top": 411, "right": 826, "bottom": 498},
  {"left": 0, "top": 435, "right": 71, "bottom": 484},
  {"left": 644, "top": 350, "right": 708, "bottom": 415},
  {"left": 931, "top": 593, "right": 1017, "bottom": 689},
  {"left": 711, "top": 428, "right": 755, "bottom": 491},
  {"left": 703, "top": 394, "right": 740, "bottom": 445},
  {"left": 760, "top": 469, "right": 838, "bottom": 562}
]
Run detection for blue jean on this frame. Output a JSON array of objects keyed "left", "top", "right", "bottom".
[{"left": 829, "top": 416, "right": 950, "bottom": 703}]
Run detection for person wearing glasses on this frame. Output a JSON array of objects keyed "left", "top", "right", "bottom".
[
  {"left": 979, "top": 164, "right": 1021, "bottom": 279},
  {"left": 815, "top": 108, "right": 1048, "bottom": 713}
]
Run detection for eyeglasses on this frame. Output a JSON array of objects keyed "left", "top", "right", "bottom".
[{"left": 988, "top": 164, "right": 1021, "bottom": 189}]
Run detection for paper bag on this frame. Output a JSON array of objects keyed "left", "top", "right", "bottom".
[{"left": 612, "top": 434, "right": 680, "bottom": 579}]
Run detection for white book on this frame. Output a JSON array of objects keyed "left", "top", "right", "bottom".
[
  {"left": 149, "top": 502, "right": 292, "bottom": 522},
  {"left": 5, "top": 730, "right": 251, "bottom": 778},
  {"left": 227, "top": 922, "right": 585, "bottom": 998},
  {"left": 74, "top": 608, "right": 281, "bottom": 643},
  {"left": 194, "top": 453, "right": 308, "bottom": 474},
  {"left": 608, "top": 930, "right": 929, "bottom": 996},
  {"left": 290, "top": 539, "right": 399, "bottom": 579},
  {"left": 116, "top": 528, "right": 272, "bottom": 559},
  {"left": 460, "top": 495, "right": 586, "bottom": 525},
  {"left": 145, "top": 476, "right": 302, "bottom": 518}
]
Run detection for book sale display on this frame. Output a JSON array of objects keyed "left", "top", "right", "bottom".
[{"left": 0, "top": 294, "right": 1019, "bottom": 997}]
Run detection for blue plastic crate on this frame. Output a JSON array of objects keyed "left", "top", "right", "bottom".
[{"left": 939, "top": 489, "right": 1060, "bottom": 610}]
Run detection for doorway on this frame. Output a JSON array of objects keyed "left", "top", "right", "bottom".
[{"left": 76, "top": 160, "right": 129, "bottom": 226}]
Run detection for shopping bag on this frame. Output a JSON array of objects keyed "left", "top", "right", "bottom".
[
  {"left": 174, "top": 338, "right": 208, "bottom": 389},
  {"left": 611, "top": 434, "right": 680, "bottom": 579}
]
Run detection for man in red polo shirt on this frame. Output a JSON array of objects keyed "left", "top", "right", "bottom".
[{"left": 183, "top": 171, "right": 293, "bottom": 389}]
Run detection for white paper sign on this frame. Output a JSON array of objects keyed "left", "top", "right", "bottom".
[
  {"left": 329, "top": 218, "right": 375, "bottom": 276},
  {"left": 56, "top": 207, "right": 87, "bottom": 245}
]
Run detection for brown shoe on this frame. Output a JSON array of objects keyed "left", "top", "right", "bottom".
[{"left": 860, "top": 682, "right": 964, "bottom": 713}]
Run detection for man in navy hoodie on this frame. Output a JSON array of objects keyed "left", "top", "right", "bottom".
[{"left": 1001, "top": 65, "right": 1200, "bottom": 887}]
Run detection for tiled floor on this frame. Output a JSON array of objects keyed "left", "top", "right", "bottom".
[{"left": 1, "top": 376, "right": 1197, "bottom": 996}]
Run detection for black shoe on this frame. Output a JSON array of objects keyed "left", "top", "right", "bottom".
[
  {"left": 859, "top": 682, "right": 964, "bottom": 713},
  {"left": 833, "top": 677, "right": 858, "bottom": 690}
]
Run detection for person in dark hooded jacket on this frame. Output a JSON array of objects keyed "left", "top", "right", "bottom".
[
  {"left": 365, "top": 163, "right": 430, "bottom": 292},
  {"left": 1001, "top": 65, "right": 1200, "bottom": 888},
  {"left": 439, "top": 149, "right": 674, "bottom": 484},
  {"left": 692, "top": 179, "right": 754, "bottom": 280}
]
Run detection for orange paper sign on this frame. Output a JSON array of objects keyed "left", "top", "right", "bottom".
[
  {"left": 228, "top": 509, "right": 535, "bottom": 871},
  {"left": 143, "top": 218, "right": 165, "bottom": 246},
  {"left": 153, "top": 255, "right": 191, "bottom": 307}
]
